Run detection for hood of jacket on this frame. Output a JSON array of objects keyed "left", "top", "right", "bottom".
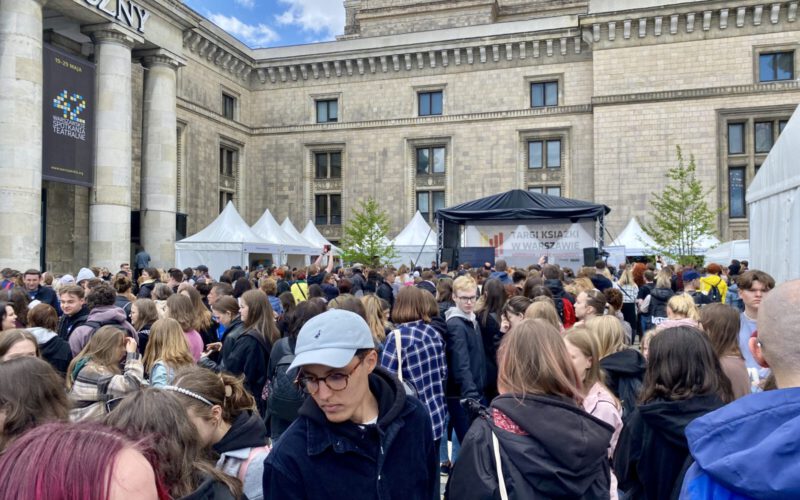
[
  {"left": 445, "top": 306, "right": 477, "bottom": 326},
  {"left": 590, "top": 275, "right": 614, "bottom": 291},
  {"left": 649, "top": 286, "right": 675, "bottom": 301},
  {"left": 491, "top": 394, "right": 613, "bottom": 497},
  {"left": 27, "top": 326, "right": 57, "bottom": 344},
  {"left": 87, "top": 305, "right": 129, "bottom": 324},
  {"left": 686, "top": 388, "right": 800, "bottom": 499},
  {"left": 213, "top": 410, "right": 268, "bottom": 454},
  {"left": 544, "top": 279, "right": 567, "bottom": 298},
  {"left": 298, "top": 366, "right": 407, "bottom": 437},
  {"left": 639, "top": 394, "right": 724, "bottom": 448},
  {"left": 488, "top": 271, "right": 511, "bottom": 284},
  {"left": 600, "top": 348, "right": 646, "bottom": 377}
]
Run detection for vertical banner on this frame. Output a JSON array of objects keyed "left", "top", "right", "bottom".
[
  {"left": 42, "top": 44, "right": 95, "bottom": 187},
  {"left": 464, "top": 219, "right": 597, "bottom": 269}
]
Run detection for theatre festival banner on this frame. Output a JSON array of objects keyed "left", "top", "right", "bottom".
[
  {"left": 42, "top": 44, "right": 95, "bottom": 187},
  {"left": 464, "top": 219, "right": 596, "bottom": 269}
]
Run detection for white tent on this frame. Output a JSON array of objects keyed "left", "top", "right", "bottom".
[
  {"left": 390, "top": 211, "right": 437, "bottom": 266},
  {"left": 251, "top": 209, "right": 317, "bottom": 265},
  {"left": 301, "top": 221, "right": 341, "bottom": 255},
  {"left": 692, "top": 233, "right": 721, "bottom": 254},
  {"left": 610, "top": 217, "right": 658, "bottom": 256},
  {"left": 175, "top": 202, "right": 279, "bottom": 279},
  {"left": 704, "top": 240, "right": 750, "bottom": 267},
  {"left": 281, "top": 218, "right": 320, "bottom": 268},
  {"left": 747, "top": 104, "right": 800, "bottom": 285}
]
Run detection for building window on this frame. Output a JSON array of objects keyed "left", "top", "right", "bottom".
[
  {"left": 315, "top": 194, "right": 341, "bottom": 225},
  {"left": 531, "top": 81, "right": 558, "bottom": 108},
  {"left": 418, "top": 91, "right": 443, "bottom": 116},
  {"left": 219, "top": 191, "right": 234, "bottom": 213},
  {"left": 417, "top": 191, "right": 445, "bottom": 224},
  {"left": 315, "top": 152, "right": 342, "bottom": 179},
  {"left": 222, "top": 93, "right": 236, "bottom": 120},
  {"left": 528, "top": 140, "right": 561, "bottom": 168},
  {"left": 316, "top": 99, "right": 338, "bottom": 123},
  {"left": 529, "top": 186, "right": 561, "bottom": 196},
  {"left": 728, "top": 168, "right": 746, "bottom": 218},
  {"left": 416, "top": 146, "right": 446, "bottom": 175},
  {"left": 219, "top": 146, "right": 237, "bottom": 176},
  {"left": 754, "top": 121, "right": 774, "bottom": 153},
  {"left": 759, "top": 51, "right": 794, "bottom": 82},
  {"left": 728, "top": 123, "right": 745, "bottom": 155}
]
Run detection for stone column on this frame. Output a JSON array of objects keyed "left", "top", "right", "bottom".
[
  {"left": 85, "top": 26, "right": 141, "bottom": 270},
  {"left": 0, "top": 0, "right": 46, "bottom": 270},
  {"left": 139, "top": 50, "right": 183, "bottom": 268}
]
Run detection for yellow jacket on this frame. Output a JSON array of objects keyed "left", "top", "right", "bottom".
[{"left": 700, "top": 274, "right": 728, "bottom": 303}]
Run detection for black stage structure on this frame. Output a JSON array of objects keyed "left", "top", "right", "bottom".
[{"left": 435, "top": 189, "right": 611, "bottom": 267}]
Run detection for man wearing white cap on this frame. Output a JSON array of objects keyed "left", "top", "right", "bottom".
[{"left": 263, "top": 309, "right": 437, "bottom": 500}]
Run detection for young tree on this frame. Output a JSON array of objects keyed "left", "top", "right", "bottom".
[
  {"left": 340, "top": 197, "right": 398, "bottom": 266},
  {"left": 642, "top": 146, "right": 719, "bottom": 265}
]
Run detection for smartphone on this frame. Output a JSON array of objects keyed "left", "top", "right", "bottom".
[
  {"left": 543, "top": 255, "right": 549, "bottom": 264},
  {"left": 323, "top": 244, "right": 331, "bottom": 253}
]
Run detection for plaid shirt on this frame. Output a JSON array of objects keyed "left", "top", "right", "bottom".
[{"left": 381, "top": 320, "right": 448, "bottom": 441}]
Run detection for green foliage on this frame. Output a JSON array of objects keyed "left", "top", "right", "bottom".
[
  {"left": 642, "top": 146, "right": 720, "bottom": 265},
  {"left": 340, "top": 197, "right": 398, "bottom": 267}
]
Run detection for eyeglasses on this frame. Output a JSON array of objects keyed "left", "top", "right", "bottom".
[
  {"left": 456, "top": 295, "right": 477, "bottom": 302},
  {"left": 296, "top": 357, "right": 364, "bottom": 394}
]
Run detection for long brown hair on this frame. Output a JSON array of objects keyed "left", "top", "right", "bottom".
[
  {"left": 66, "top": 326, "right": 124, "bottom": 389},
  {"left": 497, "top": 319, "right": 583, "bottom": 404},
  {"left": 639, "top": 326, "right": 733, "bottom": 404},
  {"left": 180, "top": 286, "right": 212, "bottom": 332},
  {"left": 166, "top": 294, "right": 195, "bottom": 332},
  {"left": 391, "top": 286, "right": 428, "bottom": 324},
  {"left": 104, "top": 388, "right": 242, "bottom": 498},
  {"left": 525, "top": 298, "right": 561, "bottom": 331},
  {"left": 563, "top": 326, "right": 605, "bottom": 390},
  {"left": 587, "top": 316, "right": 626, "bottom": 359},
  {"left": 241, "top": 290, "right": 279, "bottom": 345},
  {"left": 699, "top": 303, "right": 742, "bottom": 358},
  {"left": 142, "top": 318, "right": 195, "bottom": 375},
  {"left": 132, "top": 298, "right": 159, "bottom": 331},
  {"left": 361, "top": 295, "right": 387, "bottom": 344},
  {"left": 0, "top": 329, "right": 40, "bottom": 359},
  {"left": 171, "top": 365, "right": 256, "bottom": 424}
]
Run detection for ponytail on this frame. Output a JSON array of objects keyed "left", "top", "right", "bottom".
[{"left": 171, "top": 365, "right": 256, "bottom": 423}]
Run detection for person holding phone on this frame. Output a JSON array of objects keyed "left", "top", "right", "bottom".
[{"left": 307, "top": 247, "right": 335, "bottom": 288}]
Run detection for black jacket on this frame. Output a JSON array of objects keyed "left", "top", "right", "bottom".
[
  {"left": 178, "top": 475, "right": 239, "bottom": 500},
  {"left": 56, "top": 306, "right": 90, "bottom": 341},
  {"left": 29, "top": 286, "right": 60, "bottom": 312},
  {"left": 137, "top": 280, "right": 157, "bottom": 299},
  {"left": 614, "top": 394, "right": 724, "bottom": 500},
  {"left": 444, "top": 309, "right": 486, "bottom": 399},
  {"left": 544, "top": 279, "right": 574, "bottom": 304},
  {"left": 376, "top": 280, "right": 394, "bottom": 310},
  {"left": 225, "top": 330, "right": 270, "bottom": 416},
  {"left": 600, "top": 349, "right": 646, "bottom": 418},
  {"left": 114, "top": 295, "right": 132, "bottom": 321},
  {"left": 416, "top": 280, "right": 436, "bottom": 296},
  {"left": 213, "top": 410, "right": 268, "bottom": 456},
  {"left": 649, "top": 287, "right": 675, "bottom": 319},
  {"left": 263, "top": 367, "right": 436, "bottom": 500},
  {"left": 477, "top": 311, "right": 502, "bottom": 401},
  {"left": 28, "top": 327, "right": 72, "bottom": 375},
  {"left": 350, "top": 271, "right": 366, "bottom": 294},
  {"left": 447, "top": 394, "right": 613, "bottom": 499}
]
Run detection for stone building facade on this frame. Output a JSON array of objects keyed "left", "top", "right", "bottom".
[{"left": 1, "top": 0, "right": 798, "bottom": 273}]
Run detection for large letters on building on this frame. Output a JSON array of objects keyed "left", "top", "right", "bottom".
[
  {"left": 464, "top": 219, "right": 597, "bottom": 268},
  {"left": 42, "top": 45, "right": 95, "bottom": 187}
]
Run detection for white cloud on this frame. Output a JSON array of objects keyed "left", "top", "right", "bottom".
[
  {"left": 207, "top": 13, "right": 279, "bottom": 47},
  {"left": 275, "top": 0, "right": 345, "bottom": 41},
  {"left": 234, "top": 0, "right": 255, "bottom": 8}
]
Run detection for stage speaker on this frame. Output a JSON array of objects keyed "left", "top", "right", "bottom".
[{"left": 583, "top": 247, "right": 600, "bottom": 266}]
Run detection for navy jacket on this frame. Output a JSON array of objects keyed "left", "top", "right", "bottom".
[
  {"left": 444, "top": 308, "right": 486, "bottom": 400},
  {"left": 28, "top": 285, "right": 61, "bottom": 315},
  {"left": 681, "top": 387, "right": 800, "bottom": 499},
  {"left": 263, "top": 367, "right": 436, "bottom": 500}
]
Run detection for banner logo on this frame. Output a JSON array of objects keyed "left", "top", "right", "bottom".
[{"left": 52, "top": 90, "right": 87, "bottom": 141}]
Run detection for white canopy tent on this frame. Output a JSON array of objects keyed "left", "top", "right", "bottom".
[
  {"left": 704, "top": 240, "right": 750, "bottom": 267},
  {"left": 692, "top": 233, "right": 721, "bottom": 255},
  {"left": 390, "top": 211, "right": 437, "bottom": 267},
  {"left": 301, "top": 221, "right": 341, "bottom": 255},
  {"left": 175, "top": 202, "right": 279, "bottom": 279},
  {"left": 609, "top": 217, "right": 658, "bottom": 256},
  {"left": 281, "top": 218, "right": 320, "bottom": 268},
  {"left": 251, "top": 209, "right": 317, "bottom": 266},
  {"left": 747, "top": 104, "right": 800, "bottom": 285}
]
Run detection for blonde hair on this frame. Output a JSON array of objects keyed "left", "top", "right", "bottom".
[
  {"left": 563, "top": 326, "right": 604, "bottom": 389},
  {"left": 586, "top": 315, "right": 626, "bottom": 359},
  {"left": 361, "top": 294, "right": 387, "bottom": 344},
  {"left": 452, "top": 275, "right": 477, "bottom": 295},
  {"left": 66, "top": 326, "right": 124, "bottom": 389},
  {"left": 655, "top": 269, "right": 672, "bottom": 288},
  {"left": 525, "top": 299, "right": 561, "bottom": 331},
  {"left": 667, "top": 294, "right": 700, "bottom": 321},
  {"left": 497, "top": 319, "right": 582, "bottom": 403},
  {"left": 641, "top": 328, "right": 658, "bottom": 359},
  {"left": 618, "top": 267, "right": 635, "bottom": 287},
  {"left": 142, "top": 318, "right": 195, "bottom": 375}
]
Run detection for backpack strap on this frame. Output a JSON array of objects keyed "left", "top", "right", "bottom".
[
  {"left": 393, "top": 329, "right": 403, "bottom": 382},
  {"left": 237, "top": 446, "right": 270, "bottom": 482},
  {"left": 491, "top": 431, "right": 509, "bottom": 500}
]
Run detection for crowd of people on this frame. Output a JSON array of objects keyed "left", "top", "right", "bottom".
[{"left": 0, "top": 251, "right": 798, "bottom": 499}]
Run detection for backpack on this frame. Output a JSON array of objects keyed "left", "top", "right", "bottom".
[
  {"left": 707, "top": 282, "right": 723, "bottom": 303},
  {"left": 266, "top": 353, "right": 305, "bottom": 422},
  {"left": 290, "top": 282, "right": 308, "bottom": 304},
  {"left": 617, "top": 376, "right": 643, "bottom": 421},
  {"left": 237, "top": 445, "right": 270, "bottom": 483},
  {"left": 555, "top": 298, "right": 576, "bottom": 329},
  {"left": 83, "top": 318, "right": 127, "bottom": 341}
]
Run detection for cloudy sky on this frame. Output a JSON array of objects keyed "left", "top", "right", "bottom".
[{"left": 183, "top": 0, "right": 346, "bottom": 48}]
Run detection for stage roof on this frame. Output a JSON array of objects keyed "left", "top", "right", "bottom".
[{"left": 435, "top": 189, "right": 611, "bottom": 224}]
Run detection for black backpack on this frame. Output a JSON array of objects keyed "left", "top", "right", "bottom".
[
  {"left": 707, "top": 283, "right": 723, "bottom": 303},
  {"left": 266, "top": 353, "right": 305, "bottom": 422}
]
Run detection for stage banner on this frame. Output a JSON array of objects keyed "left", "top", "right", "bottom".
[
  {"left": 42, "top": 44, "right": 95, "bottom": 187},
  {"left": 464, "top": 219, "right": 596, "bottom": 269}
]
